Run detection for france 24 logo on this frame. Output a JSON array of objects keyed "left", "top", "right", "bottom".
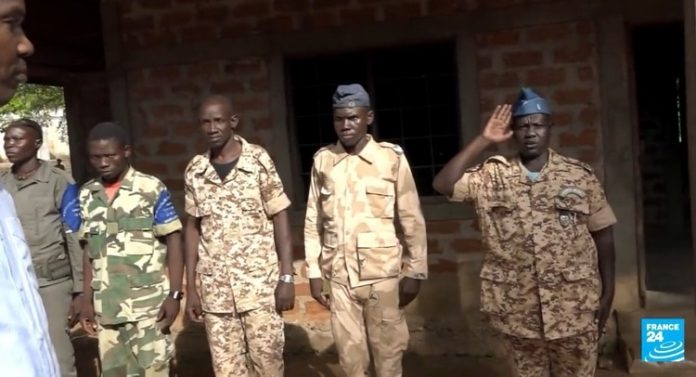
[{"left": 641, "top": 318, "right": 685, "bottom": 362}]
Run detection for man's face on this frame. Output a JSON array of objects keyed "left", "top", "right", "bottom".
[
  {"left": 0, "top": 0, "right": 33, "bottom": 105},
  {"left": 3, "top": 125, "right": 39, "bottom": 163},
  {"left": 88, "top": 138, "right": 130, "bottom": 182},
  {"left": 199, "top": 102, "right": 238, "bottom": 149},
  {"left": 333, "top": 107, "right": 373, "bottom": 149},
  {"left": 512, "top": 114, "right": 552, "bottom": 159}
]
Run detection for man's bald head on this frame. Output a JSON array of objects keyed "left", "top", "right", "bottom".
[
  {"left": 200, "top": 95, "right": 234, "bottom": 115},
  {"left": 198, "top": 94, "right": 239, "bottom": 149}
]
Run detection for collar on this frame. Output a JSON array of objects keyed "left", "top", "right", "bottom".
[
  {"left": 88, "top": 166, "right": 136, "bottom": 193},
  {"left": 513, "top": 148, "right": 559, "bottom": 184},
  {"left": 201, "top": 135, "right": 254, "bottom": 182},
  {"left": 333, "top": 134, "right": 379, "bottom": 165}
]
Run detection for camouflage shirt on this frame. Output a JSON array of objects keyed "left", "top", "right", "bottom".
[
  {"left": 450, "top": 149, "right": 617, "bottom": 340},
  {"left": 75, "top": 167, "right": 181, "bottom": 325},
  {"left": 185, "top": 135, "right": 291, "bottom": 314},
  {"left": 304, "top": 135, "right": 428, "bottom": 288}
]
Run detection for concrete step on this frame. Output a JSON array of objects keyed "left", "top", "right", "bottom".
[{"left": 616, "top": 302, "right": 696, "bottom": 375}]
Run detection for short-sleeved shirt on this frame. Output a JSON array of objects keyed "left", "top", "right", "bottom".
[
  {"left": 75, "top": 167, "right": 182, "bottom": 325},
  {"left": 304, "top": 135, "right": 428, "bottom": 288},
  {"left": 1, "top": 161, "right": 83, "bottom": 292},
  {"left": 450, "top": 149, "right": 616, "bottom": 340},
  {"left": 184, "top": 135, "right": 291, "bottom": 314}
]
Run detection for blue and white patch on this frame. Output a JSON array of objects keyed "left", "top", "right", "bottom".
[
  {"left": 61, "top": 183, "right": 81, "bottom": 233},
  {"left": 154, "top": 189, "right": 178, "bottom": 226}
]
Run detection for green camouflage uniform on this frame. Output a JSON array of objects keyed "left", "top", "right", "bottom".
[{"left": 77, "top": 167, "right": 181, "bottom": 377}]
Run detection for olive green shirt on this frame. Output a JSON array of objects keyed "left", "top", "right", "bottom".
[{"left": 1, "top": 161, "right": 83, "bottom": 292}]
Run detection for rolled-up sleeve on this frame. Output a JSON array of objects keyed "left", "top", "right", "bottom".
[
  {"left": 587, "top": 174, "right": 617, "bottom": 232},
  {"left": 303, "top": 164, "right": 323, "bottom": 279},
  {"left": 258, "top": 150, "right": 291, "bottom": 217}
]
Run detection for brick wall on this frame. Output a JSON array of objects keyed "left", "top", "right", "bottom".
[{"left": 115, "top": 0, "right": 606, "bottom": 358}]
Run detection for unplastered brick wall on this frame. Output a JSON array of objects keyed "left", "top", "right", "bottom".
[
  {"left": 118, "top": 0, "right": 555, "bottom": 49},
  {"left": 476, "top": 21, "right": 604, "bottom": 174}
]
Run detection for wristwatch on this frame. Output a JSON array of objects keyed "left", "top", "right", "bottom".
[
  {"left": 279, "top": 274, "right": 294, "bottom": 284},
  {"left": 169, "top": 291, "right": 184, "bottom": 300}
]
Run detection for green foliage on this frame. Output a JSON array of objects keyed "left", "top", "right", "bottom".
[{"left": 0, "top": 83, "right": 67, "bottom": 141}]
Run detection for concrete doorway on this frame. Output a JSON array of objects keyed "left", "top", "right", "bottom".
[{"left": 632, "top": 22, "right": 692, "bottom": 296}]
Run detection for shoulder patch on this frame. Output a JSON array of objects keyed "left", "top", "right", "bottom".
[
  {"left": 377, "top": 141, "right": 403, "bottom": 155},
  {"left": 483, "top": 155, "right": 511, "bottom": 166},
  {"left": 50, "top": 165, "right": 75, "bottom": 183},
  {"left": 560, "top": 155, "right": 593, "bottom": 173},
  {"left": 313, "top": 144, "right": 333, "bottom": 159}
]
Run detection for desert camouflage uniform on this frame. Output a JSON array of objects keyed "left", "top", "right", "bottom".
[
  {"left": 449, "top": 149, "right": 616, "bottom": 377},
  {"left": 1, "top": 161, "right": 82, "bottom": 377},
  {"left": 185, "top": 135, "right": 290, "bottom": 377},
  {"left": 76, "top": 167, "right": 181, "bottom": 377},
  {"left": 305, "top": 135, "right": 428, "bottom": 377}
]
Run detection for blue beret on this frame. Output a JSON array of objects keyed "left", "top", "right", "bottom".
[
  {"left": 332, "top": 84, "right": 371, "bottom": 108},
  {"left": 512, "top": 87, "right": 552, "bottom": 117}
]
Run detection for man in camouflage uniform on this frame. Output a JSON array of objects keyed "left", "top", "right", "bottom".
[
  {"left": 184, "top": 95, "right": 294, "bottom": 377},
  {"left": 304, "top": 84, "right": 428, "bottom": 377},
  {"left": 76, "top": 122, "right": 184, "bottom": 377},
  {"left": 433, "top": 88, "right": 616, "bottom": 377},
  {"left": 1, "top": 118, "right": 82, "bottom": 377}
]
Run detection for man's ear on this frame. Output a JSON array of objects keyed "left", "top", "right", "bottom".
[
  {"left": 366, "top": 109, "right": 375, "bottom": 126},
  {"left": 230, "top": 114, "right": 240, "bottom": 130},
  {"left": 124, "top": 145, "right": 132, "bottom": 159}
]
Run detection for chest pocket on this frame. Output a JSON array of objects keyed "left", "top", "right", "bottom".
[
  {"left": 319, "top": 184, "right": 335, "bottom": 218},
  {"left": 484, "top": 199, "right": 519, "bottom": 243},
  {"left": 554, "top": 197, "right": 589, "bottom": 239},
  {"left": 118, "top": 216, "right": 155, "bottom": 255},
  {"left": 239, "top": 198, "right": 264, "bottom": 235},
  {"left": 365, "top": 179, "right": 395, "bottom": 218}
]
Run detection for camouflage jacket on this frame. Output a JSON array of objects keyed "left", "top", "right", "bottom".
[
  {"left": 304, "top": 135, "right": 428, "bottom": 288},
  {"left": 75, "top": 167, "right": 181, "bottom": 325},
  {"left": 184, "top": 135, "right": 291, "bottom": 314},
  {"left": 450, "top": 149, "right": 617, "bottom": 340}
]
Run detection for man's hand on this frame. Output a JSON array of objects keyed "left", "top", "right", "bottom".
[
  {"left": 275, "top": 281, "right": 295, "bottom": 312},
  {"left": 186, "top": 290, "right": 205, "bottom": 323},
  {"left": 399, "top": 277, "right": 421, "bottom": 308},
  {"left": 596, "top": 293, "right": 613, "bottom": 336},
  {"left": 67, "top": 293, "right": 83, "bottom": 328},
  {"left": 309, "top": 278, "right": 330, "bottom": 309},
  {"left": 80, "top": 300, "right": 98, "bottom": 336},
  {"left": 156, "top": 297, "right": 180, "bottom": 334},
  {"left": 481, "top": 104, "right": 513, "bottom": 143}
]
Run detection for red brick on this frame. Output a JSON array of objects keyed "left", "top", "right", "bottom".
[
  {"left": 577, "top": 148, "right": 597, "bottom": 164},
  {"left": 122, "top": 15, "right": 155, "bottom": 32},
  {"left": 149, "top": 66, "right": 181, "bottom": 81},
  {"left": 138, "top": 0, "right": 172, "bottom": 10},
  {"left": 300, "top": 10, "right": 339, "bottom": 29},
  {"left": 427, "top": 0, "right": 460, "bottom": 14},
  {"left": 427, "top": 238, "right": 442, "bottom": 254},
  {"left": 479, "top": 97, "right": 495, "bottom": 114},
  {"left": 476, "top": 30, "right": 520, "bottom": 47},
  {"left": 552, "top": 88, "right": 593, "bottom": 105},
  {"left": 525, "top": 67, "right": 566, "bottom": 86},
  {"left": 160, "top": 10, "right": 193, "bottom": 28},
  {"left": 142, "top": 123, "right": 167, "bottom": 138},
  {"left": 275, "top": 0, "right": 309, "bottom": 12},
  {"left": 577, "top": 66, "right": 594, "bottom": 81},
  {"left": 132, "top": 85, "right": 165, "bottom": 100},
  {"left": 313, "top": 0, "right": 350, "bottom": 8},
  {"left": 339, "top": 7, "right": 377, "bottom": 25},
  {"left": 220, "top": 21, "right": 257, "bottom": 38},
  {"left": 430, "top": 260, "right": 458, "bottom": 273},
  {"left": 151, "top": 104, "right": 185, "bottom": 118},
  {"left": 258, "top": 15, "right": 296, "bottom": 32},
  {"left": 170, "top": 82, "right": 201, "bottom": 96},
  {"left": 477, "top": 54, "right": 493, "bottom": 70},
  {"left": 226, "top": 58, "right": 266, "bottom": 76},
  {"left": 480, "top": 0, "right": 524, "bottom": 9},
  {"left": 384, "top": 2, "right": 423, "bottom": 21},
  {"left": 502, "top": 50, "right": 543, "bottom": 68},
  {"left": 576, "top": 21, "right": 593, "bottom": 35},
  {"left": 428, "top": 220, "right": 460, "bottom": 234},
  {"left": 134, "top": 144, "right": 152, "bottom": 158},
  {"left": 197, "top": 4, "right": 230, "bottom": 22},
  {"left": 234, "top": 96, "right": 267, "bottom": 112},
  {"left": 171, "top": 121, "right": 197, "bottom": 137},
  {"left": 210, "top": 79, "right": 245, "bottom": 94},
  {"left": 164, "top": 178, "right": 185, "bottom": 192},
  {"left": 451, "top": 238, "right": 483, "bottom": 253},
  {"left": 559, "top": 128, "right": 596, "bottom": 147},
  {"left": 304, "top": 300, "right": 329, "bottom": 314},
  {"left": 158, "top": 140, "right": 188, "bottom": 156},
  {"left": 186, "top": 61, "right": 223, "bottom": 79},
  {"left": 140, "top": 30, "right": 179, "bottom": 47},
  {"left": 480, "top": 72, "right": 520, "bottom": 88},
  {"left": 551, "top": 111, "right": 572, "bottom": 127},
  {"left": 254, "top": 117, "right": 272, "bottom": 130},
  {"left": 295, "top": 282, "right": 310, "bottom": 296},
  {"left": 525, "top": 23, "right": 571, "bottom": 43},
  {"left": 249, "top": 78, "right": 268, "bottom": 92},
  {"left": 232, "top": 1, "right": 271, "bottom": 18},
  {"left": 179, "top": 25, "right": 218, "bottom": 44},
  {"left": 578, "top": 106, "right": 599, "bottom": 126},
  {"left": 553, "top": 42, "right": 594, "bottom": 63}
]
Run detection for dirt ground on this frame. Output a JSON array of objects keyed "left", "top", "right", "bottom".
[{"left": 72, "top": 323, "right": 659, "bottom": 377}]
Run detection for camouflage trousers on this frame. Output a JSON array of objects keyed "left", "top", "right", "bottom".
[
  {"left": 502, "top": 331, "right": 598, "bottom": 377},
  {"left": 330, "top": 278, "right": 409, "bottom": 377},
  {"left": 98, "top": 316, "right": 173, "bottom": 377},
  {"left": 204, "top": 306, "right": 285, "bottom": 377}
]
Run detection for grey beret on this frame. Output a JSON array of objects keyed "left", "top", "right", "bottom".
[{"left": 332, "top": 84, "right": 371, "bottom": 108}]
